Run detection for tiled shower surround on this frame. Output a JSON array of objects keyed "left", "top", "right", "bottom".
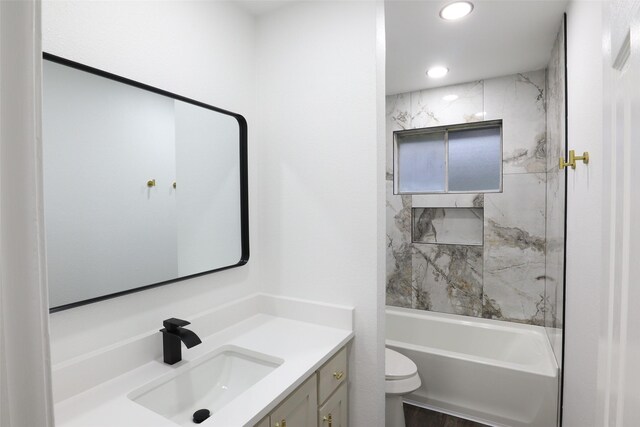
[{"left": 386, "top": 46, "right": 565, "bottom": 327}]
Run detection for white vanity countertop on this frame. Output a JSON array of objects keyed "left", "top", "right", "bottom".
[{"left": 54, "top": 314, "right": 353, "bottom": 427}]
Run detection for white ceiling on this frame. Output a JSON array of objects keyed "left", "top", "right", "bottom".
[{"left": 385, "top": 0, "right": 568, "bottom": 95}]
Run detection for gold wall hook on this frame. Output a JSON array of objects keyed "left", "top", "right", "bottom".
[
  {"left": 559, "top": 150, "right": 590, "bottom": 170},
  {"left": 147, "top": 179, "right": 156, "bottom": 188},
  {"left": 573, "top": 150, "right": 589, "bottom": 165},
  {"left": 559, "top": 156, "right": 573, "bottom": 170}
]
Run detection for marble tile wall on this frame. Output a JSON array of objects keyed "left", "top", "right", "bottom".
[
  {"left": 483, "top": 173, "right": 547, "bottom": 324},
  {"left": 386, "top": 68, "right": 552, "bottom": 325}
]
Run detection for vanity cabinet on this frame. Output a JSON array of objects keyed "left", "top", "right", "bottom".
[
  {"left": 318, "top": 347, "right": 347, "bottom": 404},
  {"left": 317, "top": 347, "right": 347, "bottom": 427},
  {"left": 271, "top": 376, "right": 318, "bottom": 427},
  {"left": 319, "top": 383, "right": 347, "bottom": 427},
  {"left": 255, "top": 346, "right": 348, "bottom": 427}
]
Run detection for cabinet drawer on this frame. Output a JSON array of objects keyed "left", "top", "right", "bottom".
[
  {"left": 318, "top": 347, "right": 347, "bottom": 404},
  {"left": 319, "top": 382, "right": 347, "bottom": 427}
]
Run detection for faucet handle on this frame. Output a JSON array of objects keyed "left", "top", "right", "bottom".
[{"left": 163, "top": 318, "right": 190, "bottom": 332}]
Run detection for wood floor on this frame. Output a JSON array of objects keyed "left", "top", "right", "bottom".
[{"left": 403, "top": 403, "right": 489, "bottom": 427}]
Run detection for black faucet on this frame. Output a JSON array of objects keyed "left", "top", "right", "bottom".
[{"left": 159, "top": 318, "right": 202, "bottom": 365}]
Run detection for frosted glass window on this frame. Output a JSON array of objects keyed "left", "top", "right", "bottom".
[
  {"left": 397, "top": 132, "right": 446, "bottom": 192},
  {"left": 393, "top": 120, "right": 502, "bottom": 194},
  {"left": 448, "top": 127, "right": 501, "bottom": 192}
]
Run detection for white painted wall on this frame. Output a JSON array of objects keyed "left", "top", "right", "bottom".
[
  {"left": 563, "top": 1, "right": 605, "bottom": 425},
  {"left": 255, "top": 2, "right": 385, "bottom": 425},
  {"left": 43, "top": 0, "right": 260, "bottom": 364}
]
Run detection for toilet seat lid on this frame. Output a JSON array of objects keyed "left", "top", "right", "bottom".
[{"left": 385, "top": 348, "right": 417, "bottom": 380}]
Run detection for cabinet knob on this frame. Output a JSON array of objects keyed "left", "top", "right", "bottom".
[
  {"left": 147, "top": 179, "right": 156, "bottom": 188},
  {"left": 323, "top": 413, "right": 333, "bottom": 427},
  {"left": 333, "top": 371, "right": 344, "bottom": 380}
]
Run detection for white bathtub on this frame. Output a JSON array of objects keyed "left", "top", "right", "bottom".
[{"left": 386, "top": 306, "right": 558, "bottom": 427}]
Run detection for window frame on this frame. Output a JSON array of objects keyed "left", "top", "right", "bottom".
[{"left": 393, "top": 119, "right": 503, "bottom": 195}]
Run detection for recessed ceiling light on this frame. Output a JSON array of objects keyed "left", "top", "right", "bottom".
[
  {"left": 427, "top": 66, "right": 449, "bottom": 78},
  {"left": 443, "top": 94, "right": 458, "bottom": 101},
  {"left": 440, "top": 1, "right": 474, "bottom": 21}
]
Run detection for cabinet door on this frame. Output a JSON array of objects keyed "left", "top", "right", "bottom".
[
  {"left": 318, "top": 382, "right": 347, "bottom": 427},
  {"left": 255, "top": 416, "right": 270, "bottom": 427},
  {"left": 271, "top": 375, "right": 318, "bottom": 427},
  {"left": 318, "top": 348, "right": 347, "bottom": 404}
]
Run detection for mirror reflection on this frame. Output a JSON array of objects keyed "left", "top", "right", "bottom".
[{"left": 42, "top": 56, "right": 248, "bottom": 311}]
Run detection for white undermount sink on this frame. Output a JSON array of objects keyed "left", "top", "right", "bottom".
[{"left": 128, "top": 345, "right": 283, "bottom": 426}]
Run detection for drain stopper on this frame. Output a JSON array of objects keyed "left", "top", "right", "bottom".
[{"left": 193, "top": 409, "right": 210, "bottom": 424}]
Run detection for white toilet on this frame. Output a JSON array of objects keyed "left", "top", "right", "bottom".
[{"left": 385, "top": 347, "right": 421, "bottom": 427}]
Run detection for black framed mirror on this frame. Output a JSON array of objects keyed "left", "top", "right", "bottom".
[{"left": 42, "top": 53, "right": 249, "bottom": 312}]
